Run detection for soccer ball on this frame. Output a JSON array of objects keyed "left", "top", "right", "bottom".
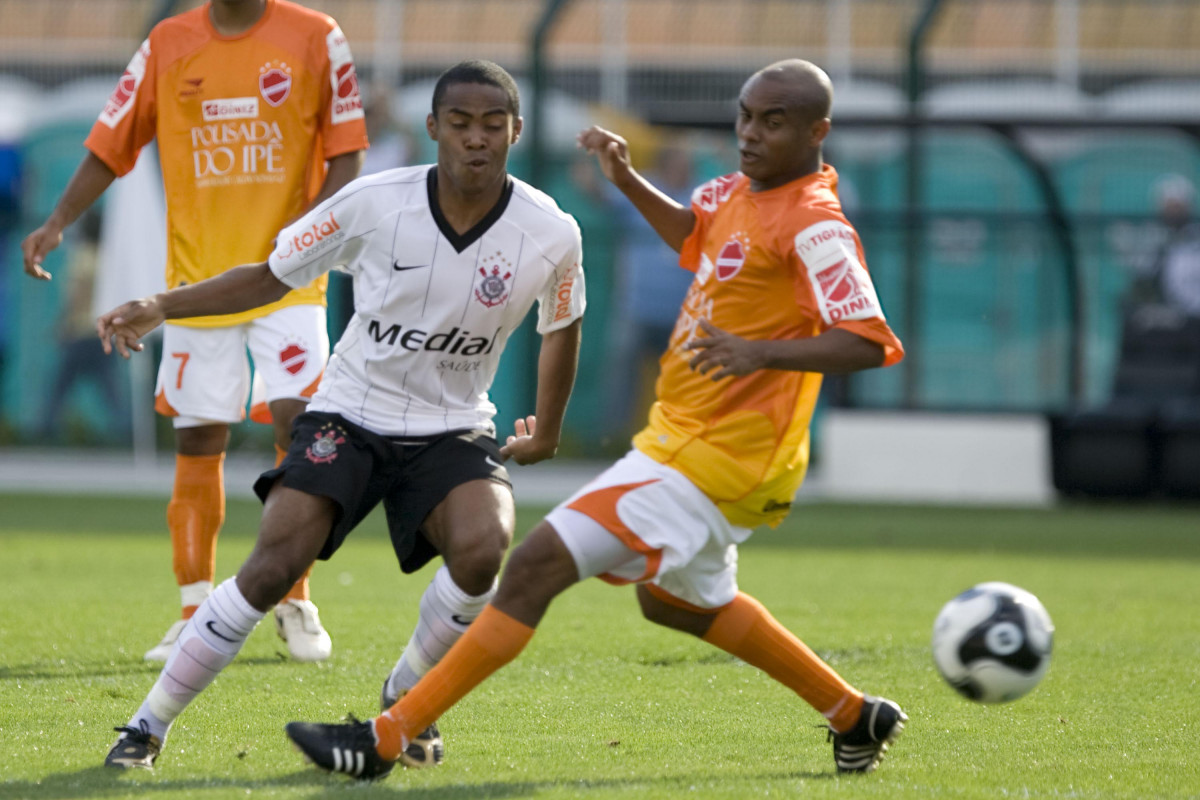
[{"left": 931, "top": 582, "right": 1054, "bottom": 703}]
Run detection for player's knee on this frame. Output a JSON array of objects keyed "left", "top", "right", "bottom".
[
  {"left": 444, "top": 524, "right": 510, "bottom": 595},
  {"left": 238, "top": 549, "right": 308, "bottom": 609},
  {"left": 500, "top": 525, "right": 577, "bottom": 596},
  {"left": 636, "top": 586, "right": 716, "bottom": 638}
]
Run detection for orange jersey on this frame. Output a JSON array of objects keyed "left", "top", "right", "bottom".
[
  {"left": 84, "top": 0, "right": 368, "bottom": 327},
  {"left": 633, "top": 166, "right": 904, "bottom": 528}
]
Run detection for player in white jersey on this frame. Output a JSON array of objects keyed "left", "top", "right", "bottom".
[{"left": 95, "top": 61, "right": 584, "bottom": 773}]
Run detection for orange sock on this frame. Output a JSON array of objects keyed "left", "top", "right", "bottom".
[
  {"left": 702, "top": 592, "right": 863, "bottom": 732},
  {"left": 374, "top": 604, "right": 535, "bottom": 760},
  {"left": 272, "top": 444, "right": 312, "bottom": 603},
  {"left": 168, "top": 453, "right": 226, "bottom": 619},
  {"left": 284, "top": 564, "right": 312, "bottom": 602}
]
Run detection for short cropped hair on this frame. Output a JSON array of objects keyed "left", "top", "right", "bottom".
[{"left": 431, "top": 60, "right": 520, "bottom": 118}]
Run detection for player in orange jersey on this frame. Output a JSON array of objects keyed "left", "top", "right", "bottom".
[
  {"left": 286, "top": 59, "right": 909, "bottom": 780},
  {"left": 21, "top": 0, "right": 367, "bottom": 663}
]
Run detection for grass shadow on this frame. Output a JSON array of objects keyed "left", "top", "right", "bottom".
[{"left": 0, "top": 766, "right": 834, "bottom": 800}]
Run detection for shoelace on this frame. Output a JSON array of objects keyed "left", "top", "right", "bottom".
[{"left": 113, "top": 719, "right": 153, "bottom": 742}]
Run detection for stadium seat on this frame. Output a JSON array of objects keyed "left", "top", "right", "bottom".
[
  {"left": 1050, "top": 398, "right": 1158, "bottom": 497},
  {"left": 1156, "top": 397, "right": 1200, "bottom": 498},
  {"left": 1111, "top": 312, "right": 1200, "bottom": 400}
]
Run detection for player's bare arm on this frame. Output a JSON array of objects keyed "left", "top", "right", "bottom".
[
  {"left": 577, "top": 126, "right": 696, "bottom": 253},
  {"left": 499, "top": 317, "right": 582, "bottom": 465},
  {"left": 306, "top": 151, "right": 364, "bottom": 212},
  {"left": 98, "top": 262, "right": 290, "bottom": 358},
  {"left": 21, "top": 152, "right": 117, "bottom": 281},
  {"left": 687, "top": 319, "right": 884, "bottom": 380}
]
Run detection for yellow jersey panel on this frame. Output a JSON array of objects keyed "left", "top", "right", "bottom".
[
  {"left": 84, "top": 0, "right": 368, "bottom": 327},
  {"left": 634, "top": 166, "right": 904, "bottom": 528}
]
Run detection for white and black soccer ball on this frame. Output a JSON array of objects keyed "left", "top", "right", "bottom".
[{"left": 931, "top": 582, "right": 1054, "bottom": 703}]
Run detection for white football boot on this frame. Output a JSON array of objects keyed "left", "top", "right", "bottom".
[
  {"left": 274, "top": 599, "right": 333, "bottom": 662},
  {"left": 143, "top": 619, "right": 188, "bottom": 662}
]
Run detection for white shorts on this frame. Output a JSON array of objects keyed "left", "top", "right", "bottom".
[
  {"left": 154, "top": 305, "right": 328, "bottom": 428},
  {"left": 546, "top": 449, "right": 754, "bottom": 610}
]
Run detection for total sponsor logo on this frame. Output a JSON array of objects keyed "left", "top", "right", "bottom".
[
  {"left": 191, "top": 119, "right": 284, "bottom": 180},
  {"left": 366, "top": 321, "right": 501, "bottom": 357},
  {"left": 275, "top": 211, "right": 343, "bottom": 261},
  {"left": 795, "top": 220, "right": 882, "bottom": 324},
  {"left": 552, "top": 261, "right": 579, "bottom": 322},
  {"left": 201, "top": 97, "right": 259, "bottom": 122}
]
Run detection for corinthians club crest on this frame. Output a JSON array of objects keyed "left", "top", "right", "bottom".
[
  {"left": 305, "top": 427, "right": 345, "bottom": 464},
  {"left": 474, "top": 256, "right": 513, "bottom": 308}
]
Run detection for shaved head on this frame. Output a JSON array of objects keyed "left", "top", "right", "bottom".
[
  {"left": 735, "top": 60, "right": 834, "bottom": 190},
  {"left": 748, "top": 60, "right": 833, "bottom": 123}
]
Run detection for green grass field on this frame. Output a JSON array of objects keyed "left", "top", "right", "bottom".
[{"left": 1, "top": 493, "right": 1198, "bottom": 799}]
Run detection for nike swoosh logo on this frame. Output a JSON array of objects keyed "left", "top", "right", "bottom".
[
  {"left": 485, "top": 455, "right": 504, "bottom": 469},
  {"left": 450, "top": 614, "right": 476, "bottom": 626},
  {"left": 205, "top": 620, "right": 236, "bottom": 643},
  {"left": 393, "top": 262, "right": 428, "bottom": 271}
]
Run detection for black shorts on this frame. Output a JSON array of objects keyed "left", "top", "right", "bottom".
[{"left": 253, "top": 411, "right": 512, "bottom": 573}]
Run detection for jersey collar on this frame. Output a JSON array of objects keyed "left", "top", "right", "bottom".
[{"left": 426, "top": 166, "right": 515, "bottom": 254}]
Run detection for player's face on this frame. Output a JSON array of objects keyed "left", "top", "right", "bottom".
[
  {"left": 735, "top": 75, "right": 829, "bottom": 191},
  {"left": 428, "top": 83, "right": 522, "bottom": 196}
]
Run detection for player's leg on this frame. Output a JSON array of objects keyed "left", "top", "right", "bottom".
[
  {"left": 374, "top": 430, "right": 513, "bottom": 768},
  {"left": 361, "top": 458, "right": 656, "bottom": 769},
  {"left": 146, "top": 324, "right": 250, "bottom": 662},
  {"left": 299, "top": 519, "right": 588, "bottom": 777},
  {"left": 285, "top": 451, "right": 651, "bottom": 777},
  {"left": 638, "top": 544, "right": 905, "bottom": 774},
  {"left": 246, "top": 306, "right": 331, "bottom": 661},
  {"left": 106, "top": 484, "right": 337, "bottom": 769},
  {"left": 382, "top": 479, "right": 511, "bottom": 697},
  {"left": 109, "top": 411, "right": 385, "bottom": 770}
]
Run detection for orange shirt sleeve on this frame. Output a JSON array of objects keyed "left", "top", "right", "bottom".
[
  {"left": 791, "top": 217, "right": 904, "bottom": 367},
  {"left": 679, "top": 173, "right": 743, "bottom": 273},
  {"left": 83, "top": 38, "right": 158, "bottom": 177},
  {"left": 318, "top": 24, "right": 367, "bottom": 159}
]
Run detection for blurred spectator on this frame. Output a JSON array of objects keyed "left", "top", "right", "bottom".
[
  {"left": 605, "top": 145, "right": 696, "bottom": 439},
  {"left": 1128, "top": 174, "right": 1200, "bottom": 321},
  {"left": 0, "top": 141, "right": 19, "bottom": 409},
  {"left": 37, "top": 209, "right": 127, "bottom": 442},
  {"left": 361, "top": 85, "right": 416, "bottom": 175},
  {"left": 328, "top": 87, "right": 417, "bottom": 339}
]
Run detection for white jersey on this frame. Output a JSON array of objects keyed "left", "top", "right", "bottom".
[{"left": 268, "top": 165, "right": 585, "bottom": 437}]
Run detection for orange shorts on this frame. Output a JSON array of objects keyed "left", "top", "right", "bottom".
[{"left": 545, "top": 449, "right": 753, "bottom": 609}]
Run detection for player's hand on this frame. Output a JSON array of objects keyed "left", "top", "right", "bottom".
[
  {"left": 21, "top": 223, "right": 64, "bottom": 281},
  {"left": 686, "top": 318, "right": 766, "bottom": 380},
  {"left": 97, "top": 297, "right": 166, "bottom": 359},
  {"left": 577, "top": 126, "right": 633, "bottom": 185},
  {"left": 499, "top": 415, "right": 558, "bottom": 466}
]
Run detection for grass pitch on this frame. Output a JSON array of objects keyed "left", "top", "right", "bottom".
[{"left": 0, "top": 492, "right": 1197, "bottom": 799}]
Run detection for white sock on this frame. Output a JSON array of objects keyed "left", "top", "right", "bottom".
[
  {"left": 180, "top": 580, "right": 213, "bottom": 609},
  {"left": 385, "top": 566, "right": 496, "bottom": 700},
  {"left": 126, "top": 578, "right": 263, "bottom": 742}
]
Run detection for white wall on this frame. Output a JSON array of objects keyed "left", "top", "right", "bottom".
[{"left": 817, "top": 410, "right": 1055, "bottom": 506}]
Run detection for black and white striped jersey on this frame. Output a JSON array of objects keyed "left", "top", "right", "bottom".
[{"left": 268, "top": 165, "right": 585, "bottom": 437}]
